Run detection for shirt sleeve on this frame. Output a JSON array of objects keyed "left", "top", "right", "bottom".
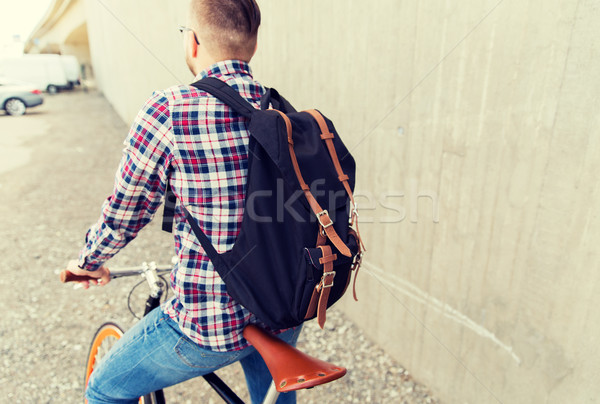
[{"left": 78, "top": 91, "right": 174, "bottom": 271}]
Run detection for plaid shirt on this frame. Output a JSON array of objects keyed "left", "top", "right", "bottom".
[{"left": 78, "top": 60, "right": 266, "bottom": 351}]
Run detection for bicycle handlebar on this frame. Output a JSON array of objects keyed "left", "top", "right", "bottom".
[
  {"left": 60, "top": 265, "right": 172, "bottom": 283},
  {"left": 60, "top": 271, "right": 97, "bottom": 283}
]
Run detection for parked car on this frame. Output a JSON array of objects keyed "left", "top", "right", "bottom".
[
  {"left": 0, "top": 78, "right": 44, "bottom": 116},
  {"left": 0, "top": 54, "right": 68, "bottom": 94}
]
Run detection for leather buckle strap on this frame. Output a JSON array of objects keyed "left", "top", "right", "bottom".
[
  {"left": 303, "top": 109, "right": 356, "bottom": 205},
  {"left": 304, "top": 245, "right": 338, "bottom": 328},
  {"left": 320, "top": 271, "right": 336, "bottom": 289},
  {"left": 316, "top": 210, "right": 334, "bottom": 229},
  {"left": 316, "top": 246, "right": 336, "bottom": 327},
  {"left": 272, "top": 109, "right": 352, "bottom": 257},
  {"left": 304, "top": 289, "right": 319, "bottom": 321},
  {"left": 347, "top": 229, "right": 364, "bottom": 301},
  {"left": 303, "top": 109, "right": 366, "bottom": 254},
  {"left": 318, "top": 250, "right": 337, "bottom": 290},
  {"left": 319, "top": 252, "right": 338, "bottom": 265},
  {"left": 321, "top": 223, "right": 351, "bottom": 256}
]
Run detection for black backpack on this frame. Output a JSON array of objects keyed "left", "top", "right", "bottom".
[{"left": 163, "top": 77, "right": 365, "bottom": 330}]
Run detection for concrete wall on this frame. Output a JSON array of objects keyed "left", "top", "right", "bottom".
[
  {"left": 84, "top": 1, "right": 600, "bottom": 402},
  {"left": 84, "top": 0, "right": 190, "bottom": 122},
  {"left": 26, "top": 0, "right": 92, "bottom": 69}
]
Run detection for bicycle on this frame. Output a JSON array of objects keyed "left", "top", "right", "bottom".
[{"left": 60, "top": 261, "right": 346, "bottom": 404}]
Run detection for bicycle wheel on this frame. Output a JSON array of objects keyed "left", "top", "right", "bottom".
[{"left": 85, "top": 322, "right": 165, "bottom": 404}]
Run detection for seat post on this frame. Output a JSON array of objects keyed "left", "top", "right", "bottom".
[{"left": 261, "top": 382, "right": 280, "bottom": 404}]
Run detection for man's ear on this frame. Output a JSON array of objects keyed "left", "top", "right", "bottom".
[
  {"left": 190, "top": 33, "right": 199, "bottom": 58},
  {"left": 184, "top": 29, "right": 198, "bottom": 59}
]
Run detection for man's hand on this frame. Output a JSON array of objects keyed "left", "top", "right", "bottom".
[{"left": 66, "top": 260, "right": 111, "bottom": 289}]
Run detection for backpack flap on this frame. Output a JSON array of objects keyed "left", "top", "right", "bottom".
[{"left": 249, "top": 111, "right": 355, "bottom": 217}]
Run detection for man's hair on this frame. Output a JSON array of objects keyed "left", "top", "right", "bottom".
[{"left": 191, "top": 0, "right": 261, "bottom": 60}]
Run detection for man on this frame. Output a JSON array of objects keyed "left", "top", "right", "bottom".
[{"left": 66, "top": 1, "right": 300, "bottom": 403}]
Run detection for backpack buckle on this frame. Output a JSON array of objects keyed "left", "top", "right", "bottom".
[
  {"left": 349, "top": 202, "right": 359, "bottom": 224},
  {"left": 316, "top": 210, "right": 334, "bottom": 229},
  {"left": 321, "top": 271, "right": 336, "bottom": 289},
  {"left": 352, "top": 252, "right": 363, "bottom": 268}
]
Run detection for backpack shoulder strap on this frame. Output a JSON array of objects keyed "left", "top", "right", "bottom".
[
  {"left": 191, "top": 77, "right": 256, "bottom": 118},
  {"left": 162, "top": 182, "right": 177, "bottom": 233},
  {"left": 261, "top": 87, "right": 297, "bottom": 113}
]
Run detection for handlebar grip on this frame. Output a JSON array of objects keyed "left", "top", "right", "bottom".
[{"left": 60, "top": 270, "right": 96, "bottom": 283}]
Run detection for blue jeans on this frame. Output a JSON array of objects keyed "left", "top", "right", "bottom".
[{"left": 86, "top": 308, "right": 302, "bottom": 404}]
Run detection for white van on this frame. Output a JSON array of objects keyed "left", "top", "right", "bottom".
[
  {"left": 60, "top": 55, "right": 81, "bottom": 89},
  {"left": 0, "top": 54, "right": 68, "bottom": 93}
]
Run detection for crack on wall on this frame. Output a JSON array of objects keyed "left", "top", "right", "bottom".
[{"left": 364, "top": 262, "right": 522, "bottom": 365}]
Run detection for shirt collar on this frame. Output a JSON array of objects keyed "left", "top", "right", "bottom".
[{"left": 193, "top": 60, "right": 253, "bottom": 81}]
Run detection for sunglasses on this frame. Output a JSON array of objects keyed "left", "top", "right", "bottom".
[{"left": 178, "top": 26, "right": 200, "bottom": 45}]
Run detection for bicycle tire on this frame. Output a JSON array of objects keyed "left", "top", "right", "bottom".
[{"left": 84, "top": 322, "right": 165, "bottom": 404}]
